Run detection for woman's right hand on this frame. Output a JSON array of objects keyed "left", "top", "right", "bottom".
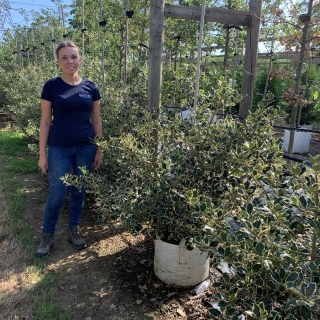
[{"left": 38, "top": 155, "right": 48, "bottom": 174}]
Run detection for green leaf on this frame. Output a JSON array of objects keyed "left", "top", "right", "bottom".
[
  {"left": 252, "top": 304, "right": 261, "bottom": 318},
  {"left": 271, "top": 272, "right": 281, "bottom": 283},
  {"left": 252, "top": 263, "right": 262, "bottom": 272},
  {"left": 246, "top": 203, "right": 253, "bottom": 214},
  {"left": 218, "top": 300, "right": 228, "bottom": 308},
  {"left": 313, "top": 91, "right": 319, "bottom": 100},
  {"left": 286, "top": 281, "right": 295, "bottom": 288},
  {"left": 300, "top": 305, "right": 311, "bottom": 320},
  {"left": 224, "top": 246, "right": 231, "bottom": 257},
  {"left": 286, "top": 272, "right": 299, "bottom": 282},
  {"left": 253, "top": 220, "right": 261, "bottom": 228},
  {"left": 210, "top": 239, "right": 219, "bottom": 247},
  {"left": 208, "top": 308, "right": 221, "bottom": 316},
  {"left": 226, "top": 306, "right": 236, "bottom": 315},
  {"left": 285, "top": 300, "right": 297, "bottom": 311},
  {"left": 255, "top": 242, "right": 265, "bottom": 256},
  {"left": 308, "top": 262, "right": 317, "bottom": 272},
  {"left": 212, "top": 282, "right": 223, "bottom": 288},
  {"left": 299, "top": 196, "right": 307, "bottom": 207},
  {"left": 279, "top": 268, "right": 286, "bottom": 279},
  {"left": 221, "top": 232, "right": 228, "bottom": 242},
  {"left": 267, "top": 280, "right": 277, "bottom": 290},
  {"left": 200, "top": 202, "right": 207, "bottom": 211},
  {"left": 305, "top": 283, "right": 316, "bottom": 297}
]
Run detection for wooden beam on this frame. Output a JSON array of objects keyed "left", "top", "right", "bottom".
[
  {"left": 164, "top": 4, "right": 251, "bottom": 26},
  {"left": 239, "top": 0, "right": 262, "bottom": 119}
]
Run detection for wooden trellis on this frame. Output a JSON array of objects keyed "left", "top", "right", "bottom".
[{"left": 148, "top": 0, "right": 262, "bottom": 119}]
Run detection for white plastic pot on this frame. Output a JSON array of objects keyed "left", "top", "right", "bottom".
[
  {"left": 154, "top": 238, "right": 209, "bottom": 287},
  {"left": 283, "top": 126, "right": 311, "bottom": 154}
]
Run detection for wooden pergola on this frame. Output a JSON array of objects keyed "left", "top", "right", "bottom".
[{"left": 148, "top": 0, "right": 262, "bottom": 119}]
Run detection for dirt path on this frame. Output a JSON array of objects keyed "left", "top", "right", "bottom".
[{"left": 18, "top": 172, "right": 163, "bottom": 320}]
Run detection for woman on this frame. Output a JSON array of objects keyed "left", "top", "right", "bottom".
[{"left": 36, "top": 41, "right": 103, "bottom": 257}]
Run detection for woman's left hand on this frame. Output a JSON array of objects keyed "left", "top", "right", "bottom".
[{"left": 93, "top": 150, "right": 103, "bottom": 170}]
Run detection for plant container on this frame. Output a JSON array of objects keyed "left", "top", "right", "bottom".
[
  {"left": 154, "top": 238, "right": 209, "bottom": 287},
  {"left": 283, "top": 125, "right": 311, "bottom": 154}
]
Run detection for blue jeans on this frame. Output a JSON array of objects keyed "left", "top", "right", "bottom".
[{"left": 42, "top": 144, "right": 97, "bottom": 233}]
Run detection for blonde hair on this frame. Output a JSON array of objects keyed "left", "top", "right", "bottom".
[{"left": 55, "top": 41, "right": 80, "bottom": 58}]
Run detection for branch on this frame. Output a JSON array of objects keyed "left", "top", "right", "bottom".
[
  {"left": 281, "top": 21, "right": 303, "bottom": 31},
  {"left": 307, "top": 36, "right": 320, "bottom": 42}
]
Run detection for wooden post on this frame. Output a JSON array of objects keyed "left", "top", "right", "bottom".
[
  {"left": 238, "top": 0, "right": 262, "bottom": 119},
  {"left": 148, "top": 0, "right": 165, "bottom": 174},
  {"left": 148, "top": 0, "right": 165, "bottom": 113},
  {"left": 223, "top": 0, "right": 231, "bottom": 75},
  {"left": 192, "top": 0, "right": 206, "bottom": 112}
]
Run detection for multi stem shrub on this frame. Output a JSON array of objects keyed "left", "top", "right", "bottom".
[{"left": 63, "top": 81, "right": 319, "bottom": 319}]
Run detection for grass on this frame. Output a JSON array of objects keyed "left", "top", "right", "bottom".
[{"left": 0, "top": 129, "right": 70, "bottom": 320}]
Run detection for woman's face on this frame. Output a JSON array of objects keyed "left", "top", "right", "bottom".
[{"left": 57, "top": 46, "right": 80, "bottom": 75}]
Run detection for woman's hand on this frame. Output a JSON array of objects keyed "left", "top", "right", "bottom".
[
  {"left": 93, "top": 150, "right": 103, "bottom": 170},
  {"left": 38, "top": 155, "right": 48, "bottom": 174}
]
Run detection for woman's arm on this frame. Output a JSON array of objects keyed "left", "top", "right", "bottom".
[
  {"left": 91, "top": 100, "right": 103, "bottom": 170},
  {"left": 38, "top": 99, "right": 52, "bottom": 174}
]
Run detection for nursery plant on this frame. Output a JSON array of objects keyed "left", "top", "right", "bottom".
[{"left": 63, "top": 85, "right": 319, "bottom": 318}]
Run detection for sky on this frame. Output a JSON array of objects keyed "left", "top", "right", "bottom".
[{"left": 1, "top": 0, "right": 74, "bottom": 30}]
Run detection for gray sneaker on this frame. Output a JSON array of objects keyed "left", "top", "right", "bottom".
[
  {"left": 36, "top": 233, "right": 54, "bottom": 257},
  {"left": 67, "top": 225, "right": 87, "bottom": 250}
]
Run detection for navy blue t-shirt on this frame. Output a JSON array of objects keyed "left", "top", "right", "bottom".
[{"left": 41, "top": 77, "right": 101, "bottom": 147}]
